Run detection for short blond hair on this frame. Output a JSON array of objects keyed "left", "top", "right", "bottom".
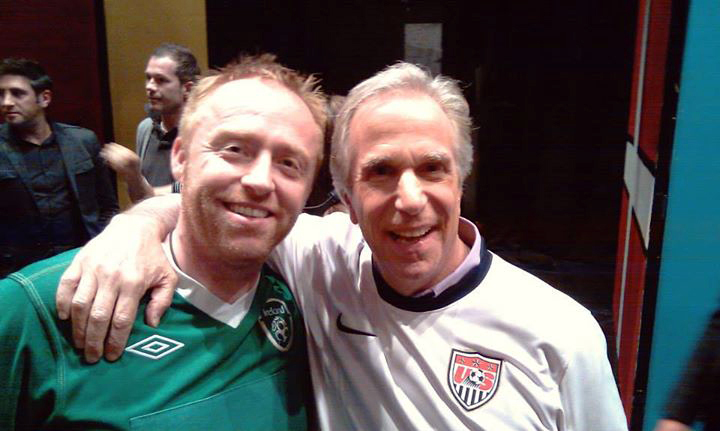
[{"left": 180, "top": 54, "right": 327, "bottom": 144}]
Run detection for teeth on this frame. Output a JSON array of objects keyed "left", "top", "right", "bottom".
[
  {"left": 394, "top": 227, "right": 431, "bottom": 238},
  {"left": 228, "top": 204, "right": 268, "bottom": 218}
]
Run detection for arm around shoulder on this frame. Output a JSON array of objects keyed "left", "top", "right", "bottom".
[
  {"left": 55, "top": 194, "right": 182, "bottom": 363},
  {"left": 270, "top": 212, "right": 361, "bottom": 287}
]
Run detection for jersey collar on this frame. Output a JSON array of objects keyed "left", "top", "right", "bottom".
[{"left": 373, "top": 218, "right": 492, "bottom": 312}]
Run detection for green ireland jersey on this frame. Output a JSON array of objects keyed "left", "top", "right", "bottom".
[{"left": 0, "top": 249, "right": 311, "bottom": 430}]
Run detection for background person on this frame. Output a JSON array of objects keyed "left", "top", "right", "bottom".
[
  {"left": 102, "top": 43, "right": 200, "bottom": 203},
  {"left": 0, "top": 57, "right": 118, "bottom": 278},
  {"left": 654, "top": 308, "right": 720, "bottom": 431}
]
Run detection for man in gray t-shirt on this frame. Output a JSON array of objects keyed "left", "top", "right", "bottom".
[{"left": 102, "top": 43, "right": 199, "bottom": 203}]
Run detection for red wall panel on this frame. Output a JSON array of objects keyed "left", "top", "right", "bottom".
[{"left": 0, "top": 0, "right": 110, "bottom": 141}]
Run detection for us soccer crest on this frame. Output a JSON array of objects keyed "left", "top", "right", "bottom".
[
  {"left": 448, "top": 349, "right": 502, "bottom": 410},
  {"left": 259, "top": 298, "right": 293, "bottom": 352}
]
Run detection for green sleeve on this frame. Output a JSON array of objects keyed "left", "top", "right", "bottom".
[{"left": 0, "top": 275, "right": 60, "bottom": 430}]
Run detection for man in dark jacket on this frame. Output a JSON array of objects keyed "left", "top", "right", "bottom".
[
  {"left": 0, "top": 57, "right": 118, "bottom": 277},
  {"left": 655, "top": 308, "right": 720, "bottom": 431}
]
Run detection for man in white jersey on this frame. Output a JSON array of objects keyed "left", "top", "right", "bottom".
[{"left": 57, "top": 63, "right": 627, "bottom": 430}]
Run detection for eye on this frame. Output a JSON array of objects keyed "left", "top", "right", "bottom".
[
  {"left": 221, "top": 143, "right": 251, "bottom": 159},
  {"left": 280, "top": 158, "right": 299, "bottom": 169},
  {"left": 277, "top": 157, "right": 303, "bottom": 177},
  {"left": 424, "top": 161, "right": 446, "bottom": 174},
  {"left": 425, "top": 162, "right": 441, "bottom": 172},
  {"left": 366, "top": 163, "right": 395, "bottom": 179},
  {"left": 418, "top": 158, "right": 450, "bottom": 180}
]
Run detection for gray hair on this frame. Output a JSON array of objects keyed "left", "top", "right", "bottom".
[{"left": 330, "top": 62, "right": 473, "bottom": 199}]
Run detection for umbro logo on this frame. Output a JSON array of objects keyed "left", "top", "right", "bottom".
[{"left": 125, "top": 335, "right": 185, "bottom": 360}]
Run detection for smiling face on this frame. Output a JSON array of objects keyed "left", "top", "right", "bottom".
[
  {"left": 145, "top": 56, "right": 188, "bottom": 115},
  {"left": 345, "top": 91, "right": 468, "bottom": 296},
  {"left": 172, "top": 77, "right": 323, "bottom": 269},
  {"left": 0, "top": 74, "right": 49, "bottom": 129}
]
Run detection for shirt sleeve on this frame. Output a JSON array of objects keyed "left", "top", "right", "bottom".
[
  {"left": 558, "top": 312, "right": 628, "bottom": 430},
  {"left": 270, "top": 212, "right": 362, "bottom": 305},
  {"left": 135, "top": 117, "right": 152, "bottom": 161},
  {"left": 0, "top": 276, "right": 59, "bottom": 430}
]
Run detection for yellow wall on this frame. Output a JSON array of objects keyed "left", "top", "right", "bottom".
[{"left": 104, "top": 0, "right": 207, "bottom": 208}]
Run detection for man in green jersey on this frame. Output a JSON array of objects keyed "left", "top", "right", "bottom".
[{"left": 0, "top": 55, "right": 326, "bottom": 430}]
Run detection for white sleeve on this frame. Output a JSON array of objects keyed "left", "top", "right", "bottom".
[
  {"left": 559, "top": 315, "right": 628, "bottom": 431},
  {"left": 269, "top": 212, "right": 362, "bottom": 304}
]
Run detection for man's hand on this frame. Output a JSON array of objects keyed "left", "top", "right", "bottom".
[
  {"left": 101, "top": 142, "right": 141, "bottom": 180},
  {"left": 101, "top": 142, "right": 155, "bottom": 203},
  {"left": 653, "top": 419, "right": 693, "bottom": 431},
  {"left": 56, "top": 195, "right": 181, "bottom": 363}
]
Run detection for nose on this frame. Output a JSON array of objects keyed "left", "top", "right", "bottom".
[
  {"left": 395, "top": 170, "right": 427, "bottom": 215},
  {"left": 241, "top": 153, "right": 275, "bottom": 197},
  {"left": 146, "top": 79, "right": 156, "bottom": 93},
  {"left": 1, "top": 92, "right": 12, "bottom": 107}
]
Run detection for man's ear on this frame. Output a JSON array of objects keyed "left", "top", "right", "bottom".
[
  {"left": 182, "top": 81, "right": 193, "bottom": 102},
  {"left": 170, "top": 136, "right": 187, "bottom": 182},
  {"left": 342, "top": 192, "right": 359, "bottom": 224},
  {"left": 37, "top": 89, "right": 51, "bottom": 109}
]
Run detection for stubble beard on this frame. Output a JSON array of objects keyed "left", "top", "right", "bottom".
[
  {"left": 183, "top": 185, "right": 273, "bottom": 270},
  {"left": 7, "top": 112, "right": 41, "bottom": 133}
]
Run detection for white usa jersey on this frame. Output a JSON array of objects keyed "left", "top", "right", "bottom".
[{"left": 271, "top": 213, "right": 627, "bottom": 431}]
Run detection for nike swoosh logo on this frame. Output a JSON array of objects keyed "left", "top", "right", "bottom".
[{"left": 336, "top": 313, "right": 376, "bottom": 337}]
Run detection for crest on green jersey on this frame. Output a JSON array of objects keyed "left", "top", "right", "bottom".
[{"left": 259, "top": 298, "right": 293, "bottom": 352}]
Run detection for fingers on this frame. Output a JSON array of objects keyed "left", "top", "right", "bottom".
[
  {"left": 145, "top": 277, "right": 177, "bottom": 327},
  {"left": 83, "top": 281, "right": 121, "bottom": 363},
  {"left": 104, "top": 293, "right": 141, "bottom": 361},
  {"left": 100, "top": 143, "right": 140, "bottom": 178},
  {"left": 69, "top": 269, "right": 98, "bottom": 351},
  {"left": 99, "top": 143, "right": 120, "bottom": 163},
  {"left": 57, "top": 257, "right": 82, "bottom": 320},
  {"left": 100, "top": 146, "right": 123, "bottom": 173},
  {"left": 55, "top": 209, "right": 179, "bottom": 363},
  {"left": 103, "top": 268, "right": 177, "bottom": 361}
]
